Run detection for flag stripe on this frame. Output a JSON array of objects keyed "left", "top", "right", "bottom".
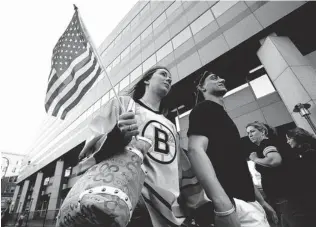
[
  {"left": 45, "top": 44, "right": 91, "bottom": 103},
  {"left": 45, "top": 50, "right": 93, "bottom": 112},
  {"left": 47, "top": 68, "right": 55, "bottom": 83},
  {"left": 51, "top": 57, "right": 99, "bottom": 116},
  {"left": 60, "top": 66, "right": 101, "bottom": 119},
  {"left": 46, "top": 71, "right": 57, "bottom": 95}
]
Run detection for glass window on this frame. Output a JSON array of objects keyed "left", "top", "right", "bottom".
[
  {"left": 102, "top": 48, "right": 108, "bottom": 57},
  {"left": 122, "top": 24, "right": 130, "bottom": 35},
  {"left": 120, "top": 76, "right": 130, "bottom": 91},
  {"left": 140, "top": 3, "right": 150, "bottom": 16},
  {"left": 71, "top": 117, "right": 79, "bottom": 129},
  {"left": 86, "top": 105, "right": 94, "bottom": 117},
  {"left": 143, "top": 55, "right": 156, "bottom": 72},
  {"left": 109, "top": 85, "right": 119, "bottom": 99},
  {"left": 211, "top": 1, "right": 238, "bottom": 18},
  {"left": 141, "top": 25, "right": 153, "bottom": 41},
  {"left": 121, "top": 46, "right": 130, "bottom": 60},
  {"left": 190, "top": 10, "right": 214, "bottom": 35},
  {"left": 131, "top": 14, "right": 140, "bottom": 30},
  {"left": 172, "top": 27, "right": 192, "bottom": 49},
  {"left": 112, "top": 56, "right": 121, "bottom": 68},
  {"left": 250, "top": 74, "right": 276, "bottom": 98},
  {"left": 130, "top": 65, "right": 143, "bottom": 83},
  {"left": 93, "top": 99, "right": 101, "bottom": 112},
  {"left": 108, "top": 41, "right": 114, "bottom": 51},
  {"left": 109, "top": 89, "right": 114, "bottom": 99},
  {"left": 156, "top": 41, "right": 173, "bottom": 62},
  {"left": 115, "top": 33, "right": 122, "bottom": 45},
  {"left": 166, "top": 1, "right": 181, "bottom": 17},
  {"left": 131, "top": 36, "right": 141, "bottom": 50},
  {"left": 106, "top": 64, "right": 112, "bottom": 72},
  {"left": 101, "top": 92, "right": 109, "bottom": 106},
  {"left": 153, "top": 12, "right": 166, "bottom": 29}
]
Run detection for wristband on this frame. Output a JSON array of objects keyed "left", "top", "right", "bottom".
[{"left": 214, "top": 206, "right": 235, "bottom": 217}]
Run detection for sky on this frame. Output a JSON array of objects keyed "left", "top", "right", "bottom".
[{"left": 0, "top": 0, "right": 138, "bottom": 156}]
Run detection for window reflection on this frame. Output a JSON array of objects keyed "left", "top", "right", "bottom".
[
  {"left": 120, "top": 76, "right": 130, "bottom": 91},
  {"left": 157, "top": 41, "right": 173, "bottom": 62},
  {"left": 166, "top": 1, "right": 181, "bottom": 17},
  {"left": 172, "top": 27, "right": 192, "bottom": 49},
  {"left": 190, "top": 10, "right": 214, "bottom": 35},
  {"left": 211, "top": 1, "right": 238, "bottom": 18},
  {"left": 121, "top": 46, "right": 130, "bottom": 60},
  {"left": 101, "top": 92, "right": 109, "bottom": 106},
  {"left": 143, "top": 55, "right": 156, "bottom": 72},
  {"left": 130, "top": 65, "right": 143, "bottom": 83},
  {"left": 153, "top": 13, "right": 166, "bottom": 29},
  {"left": 141, "top": 25, "right": 153, "bottom": 41},
  {"left": 131, "top": 36, "right": 141, "bottom": 50}
]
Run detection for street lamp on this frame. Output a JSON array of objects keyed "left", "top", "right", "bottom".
[{"left": 293, "top": 103, "right": 316, "bottom": 134}]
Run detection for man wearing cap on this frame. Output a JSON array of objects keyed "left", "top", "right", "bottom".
[{"left": 186, "top": 71, "right": 278, "bottom": 227}]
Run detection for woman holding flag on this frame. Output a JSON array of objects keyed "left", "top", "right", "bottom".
[{"left": 58, "top": 65, "right": 212, "bottom": 227}]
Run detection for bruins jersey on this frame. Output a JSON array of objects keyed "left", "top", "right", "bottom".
[{"left": 92, "top": 96, "right": 209, "bottom": 227}]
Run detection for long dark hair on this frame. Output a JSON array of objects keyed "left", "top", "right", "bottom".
[
  {"left": 286, "top": 127, "right": 316, "bottom": 148},
  {"left": 128, "top": 65, "right": 172, "bottom": 115}
]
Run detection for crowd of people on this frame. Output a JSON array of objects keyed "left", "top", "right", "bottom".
[
  {"left": 0, "top": 64, "right": 293, "bottom": 227},
  {"left": 75, "top": 65, "right": 315, "bottom": 227}
]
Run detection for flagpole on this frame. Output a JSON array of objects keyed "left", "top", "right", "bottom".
[{"left": 74, "top": 5, "right": 125, "bottom": 112}]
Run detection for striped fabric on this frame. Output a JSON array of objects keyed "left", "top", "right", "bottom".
[{"left": 45, "top": 9, "right": 101, "bottom": 119}]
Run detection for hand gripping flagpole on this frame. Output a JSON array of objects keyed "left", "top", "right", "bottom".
[{"left": 74, "top": 5, "right": 126, "bottom": 112}]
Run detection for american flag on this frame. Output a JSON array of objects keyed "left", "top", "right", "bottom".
[{"left": 45, "top": 9, "right": 101, "bottom": 120}]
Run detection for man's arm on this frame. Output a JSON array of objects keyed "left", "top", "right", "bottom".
[{"left": 187, "top": 135, "right": 234, "bottom": 212}]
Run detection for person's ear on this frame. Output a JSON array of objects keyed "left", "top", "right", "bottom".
[{"left": 197, "top": 85, "right": 206, "bottom": 92}]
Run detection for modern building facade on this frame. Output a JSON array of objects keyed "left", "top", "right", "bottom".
[{"left": 12, "top": 0, "right": 316, "bottom": 224}]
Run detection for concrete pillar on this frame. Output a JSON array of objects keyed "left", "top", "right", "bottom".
[
  {"left": 17, "top": 180, "right": 29, "bottom": 213},
  {"left": 10, "top": 185, "right": 20, "bottom": 213},
  {"left": 257, "top": 36, "right": 316, "bottom": 135},
  {"left": 47, "top": 160, "right": 64, "bottom": 219},
  {"left": 29, "top": 172, "right": 43, "bottom": 218}
]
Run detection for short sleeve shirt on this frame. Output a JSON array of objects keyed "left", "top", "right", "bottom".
[
  {"left": 256, "top": 139, "right": 284, "bottom": 199},
  {"left": 187, "top": 100, "right": 255, "bottom": 202}
]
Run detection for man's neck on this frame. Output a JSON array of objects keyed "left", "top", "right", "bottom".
[
  {"left": 204, "top": 94, "right": 224, "bottom": 107},
  {"left": 140, "top": 92, "right": 161, "bottom": 111}
]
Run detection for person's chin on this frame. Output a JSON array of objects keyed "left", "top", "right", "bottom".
[
  {"left": 216, "top": 88, "right": 227, "bottom": 96},
  {"left": 158, "top": 88, "right": 169, "bottom": 97}
]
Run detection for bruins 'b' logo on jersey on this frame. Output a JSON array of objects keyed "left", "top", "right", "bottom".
[{"left": 142, "top": 120, "right": 176, "bottom": 164}]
